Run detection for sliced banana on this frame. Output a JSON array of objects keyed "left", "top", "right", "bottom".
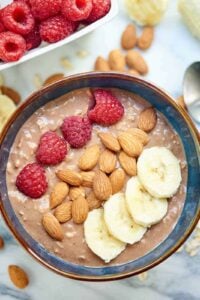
[
  {"left": 104, "top": 193, "right": 147, "bottom": 244},
  {"left": 126, "top": 177, "right": 168, "bottom": 227},
  {"left": 0, "top": 95, "right": 16, "bottom": 132},
  {"left": 137, "top": 147, "right": 182, "bottom": 198},
  {"left": 84, "top": 208, "right": 126, "bottom": 263}
]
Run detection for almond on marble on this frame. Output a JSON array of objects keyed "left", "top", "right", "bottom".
[
  {"left": 99, "top": 149, "right": 117, "bottom": 174},
  {"left": 94, "top": 56, "right": 110, "bottom": 71},
  {"left": 72, "top": 196, "right": 89, "bottom": 224},
  {"left": 93, "top": 170, "right": 112, "bottom": 201},
  {"left": 56, "top": 169, "right": 82, "bottom": 186},
  {"left": 86, "top": 192, "right": 102, "bottom": 210},
  {"left": 98, "top": 132, "right": 121, "bottom": 152},
  {"left": 109, "top": 168, "right": 126, "bottom": 194},
  {"left": 42, "top": 213, "right": 64, "bottom": 241},
  {"left": 137, "top": 107, "right": 157, "bottom": 132},
  {"left": 78, "top": 144, "right": 100, "bottom": 171},
  {"left": 137, "top": 26, "right": 154, "bottom": 50},
  {"left": 50, "top": 182, "right": 69, "bottom": 209},
  {"left": 126, "top": 50, "right": 148, "bottom": 75},
  {"left": 43, "top": 73, "right": 64, "bottom": 86},
  {"left": 8, "top": 265, "right": 29, "bottom": 289},
  {"left": 81, "top": 171, "right": 95, "bottom": 188},
  {"left": 118, "top": 132, "right": 143, "bottom": 157},
  {"left": 0, "top": 86, "right": 21, "bottom": 104},
  {"left": 54, "top": 202, "right": 72, "bottom": 223},
  {"left": 118, "top": 151, "right": 137, "bottom": 176},
  {"left": 121, "top": 24, "right": 137, "bottom": 50},
  {"left": 108, "top": 49, "right": 126, "bottom": 71},
  {"left": 69, "top": 187, "right": 85, "bottom": 201},
  {"left": 127, "top": 128, "right": 149, "bottom": 145}
]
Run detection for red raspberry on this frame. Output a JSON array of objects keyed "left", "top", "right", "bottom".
[
  {"left": 1, "top": 2, "right": 34, "bottom": 35},
  {"left": 36, "top": 131, "right": 68, "bottom": 165},
  {"left": 16, "top": 163, "right": 48, "bottom": 199},
  {"left": 0, "top": 21, "right": 5, "bottom": 33},
  {"left": 24, "top": 23, "right": 41, "bottom": 50},
  {"left": 0, "top": 32, "right": 26, "bottom": 62},
  {"left": 29, "top": 0, "right": 62, "bottom": 21},
  {"left": 61, "top": 116, "right": 92, "bottom": 148},
  {"left": 40, "top": 15, "right": 76, "bottom": 43},
  {"left": 86, "top": 0, "right": 111, "bottom": 23},
  {"left": 62, "top": 0, "right": 92, "bottom": 22},
  {"left": 14, "top": 0, "right": 30, "bottom": 5},
  {"left": 88, "top": 89, "right": 124, "bottom": 126}
]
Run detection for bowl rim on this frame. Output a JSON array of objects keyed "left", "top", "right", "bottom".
[{"left": 0, "top": 72, "right": 200, "bottom": 281}]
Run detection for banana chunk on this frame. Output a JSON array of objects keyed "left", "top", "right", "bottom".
[
  {"left": 84, "top": 208, "right": 126, "bottom": 263},
  {"left": 126, "top": 177, "right": 168, "bottom": 227},
  {"left": 104, "top": 193, "right": 147, "bottom": 244},
  {"left": 0, "top": 95, "right": 16, "bottom": 132},
  {"left": 137, "top": 147, "right": 182, "bottom": 198}
]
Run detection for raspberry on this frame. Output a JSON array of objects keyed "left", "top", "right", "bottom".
[
  {"left": 36, "top": 131, "right": 68, "bottom": 165},
  {"left": 61, "top": 116, "right": 92, "bottom": 148},
  {"left": 0, "top": 32, "right": 26, "bottom": 62},
  {"left": 16, "top": 163, "right": 48, "bottom": 199},
  {"left": 24, "top": 23, "right": 41, "bottom": 50},
  {"left": 88, "top": 89, "right": 124, "bottom": 126},
  {"left": 29, "top": 0, "right": 62, "bottom": 21},
  {"left": 86, "top": 0, "right": 111, "bottom": 23},
  {"left": 1, "top": 2, "right": 34, "bottom": 35},
  {"left": 0, "top": 21, "right": 5, "bottom": 33},
  {"left": 62, "top": 0, "right": 92, "bottom": 22},
  {"left": 40, "top": 15, "right": 76, "bottom": 43}
]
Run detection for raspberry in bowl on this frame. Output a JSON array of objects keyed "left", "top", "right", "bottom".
[{"left": 0, "top": 73, "right": 199, "bottom": 280}]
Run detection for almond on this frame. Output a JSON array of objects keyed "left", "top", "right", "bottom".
[
  {"left": 98, "top": 132, "right": 121, "bottom": 152},
  {"left": 81, "top": 171, "right": 95, "bottom": 187},
  {"left": 0, "top": 86, "right": 21, "bottom": 104},
  {"left": 121, "top": 24, "right": 137, "bottom": 50},
  {"left": 42, "top": 213, "right": 64, "bottom": 241},
  {"left": 8, "top": 265, "right": 29, "bottom": 289},
  {"left": 43, "top": 73, "right": 64, "bottom": 86},
  {"left": 108, "top": 49, "right": 126, "bottom": 71},
  {"left": 69, "top": 187, "right": 85, "bottom": 201},
  {"left": 137, "top": 107, "right": 157, "bottom": 132},
  {"left": 54, "top": 202, "right": 72, "bottom": 223},
  {"left": 50, "top": 182, "right": 69, "bottom": 209},
  {"left": 93, "top": 170, "right": 112, "bottom": 201},
  {"left": 86, "top": 192, "right": 102, "bottom": 210},
  {"left": 99, "top": 149, "right": 117, "bottom": 174},
  {"left": 78, "top": 144, "right": 100, "bottom": 171},
  {"left": 0, "top": 236, "right": 4, "bottom": 249},
  {"left": 94, "top": 56, "right": 110, "bottom": 71},
  {"left": 118, "top": 151, "right": 137, "bottom": 176},
  {"left": 72, "top": 196, "right": 89, "bottom": 224},
  {"left": 118, "top": 132, "right": 143, "bottom": 157},
  {"left": 127, "top": 69, "right": 140, "bottom": 76},
  {"left": 56, "top": 169, "right": 82, "bottom": 186},
  {"left": 127, "top": 128, "right": 149, "bottom": 145},
  {"left": 109, "top": 168, "right": 126, "bottom": 194},
  {"left": 126, "top": 50, "right": 148, "bottom": 75},
  {"left": 137, "top": 26, "right": 154, "bottom": 50}
]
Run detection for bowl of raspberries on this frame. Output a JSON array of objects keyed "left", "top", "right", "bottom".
[{"left": 0, "top": 0, "right": 117, "bottom": 69}]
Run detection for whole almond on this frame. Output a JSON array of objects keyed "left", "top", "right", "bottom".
[
  {"left": 118, "top": 151, "right": 137, "bottom": 176},
  {"left": 118, "top": 132, "right": 143, "bottom": 157},
  {"left": 81, "top": 171, "right": 95, "bottom": 187},
  {"left": 0, "top": 236, "right": 4, "bottom": 249},
  {"left": 42, "top": 213, "right": 64, "bottom": 241},
  {"left": 69, "top": 187, "right": 85, "bottom": 201},
  {"left": 8, "top": 265, "right": 29, "bottom": 289},
  {"left": 54, "top": 202, "right": 72, "bottom": 223},
  {"left": 109, "top": 168, "right": 126, "bottom": 194},
  {"left": 108, "top": 49, "right": 126, "bottom": 71},
  {"left": 50, "top": 182, "right": 69, "bottom": 209},
  {"left": 98, "top": 132, "right": 121, "bottom": 152},
  {"left": 78, "top": 144, "right": 100, "bottom": 171},
  {"left": 99, "top": 149, "right": 117, "bottom": 174},
  {"left": 43, "top": 73, "right": 64, "bottom": 86},
  {"left": 137, "top": 26, "right": 154, "bottom": 50},
  {"left": 87, "top": 192, "right": 102, "bottom": 210},
  {"left": 127, "top": 128, "right": 149, "bottom": 145},
  {"left": 0, "top": 86, "right": 21, "bottom": 104},
  {"left": 126, "top": 50, "right": 148, "bottom": 75},
  {"left": 72, "top": 196, "right": 89, "bottom": 224},
  {"left": 56, "top": 169, "right": 82, "bottom": 186},
  {"left": 94, "top": 56, "right": 110, "bottom": 71},
  {"left": 121, "top": 24, "right": 137, "bottom": 50},
  {"left": 93, "top": 170, "right": 112, "bottom": 201},
  {"left": 137, "top": 107, "right": 157, "bottom": 132}
]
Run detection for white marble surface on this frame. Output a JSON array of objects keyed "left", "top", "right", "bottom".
[{"left": 0, "top": 0, "right": 200, "bottom": 299}]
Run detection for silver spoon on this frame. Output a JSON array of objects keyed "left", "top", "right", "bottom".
[{"left": 183, "top": 62, "right": 200, "bottom": 124}]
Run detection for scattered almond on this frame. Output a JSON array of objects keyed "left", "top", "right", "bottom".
[
  {"left": 126, "top": 50, "right": 148, "bottom": 75},
  {"left": 8, "top": 265, "right": 29, "bottom": 289},
  {"left": 94, "top": 56, "right": 110, "bottom": 71},
  {"left": 118, "top": 132, "right": 143, "bottom": 157},
  {"left": 69, "top": 187, "right": 85, "bottom": 201},
  {"left": 87, "top": 192, "right": 102, "bottom": 210},
  {"left": 121, "top": 24, "right": 137, "bottom": 50},
  {"left": 42, "top": 213, "right": 64, "bottom": 241},
  {"left": 56, "top": 169, "right": 82, "bottom": 186},
  {"left": 98, "top": 132, "right": 121, "bottom": 152},
  {"left": 0, "top": 236, "right": 4, "bottom": 249},
  {"left": 81, "top": 171, "right": 95, "bottom": 188},
  {"left": 110, "top": 168, "right": 126, "bottom": 194},
  {"left": 72, "top": 196, "right": 89, "bottom": 224},
  {"left": 99, "top": 149, "right": 117, "bottom": 174},
  {"left": 78, "top": 144, "right": 100, "bottom": 171},
  {"left": 137, "top": 26, "right": 154, "bottom": 50},
  {"left": 118, "top": 151, "right": 137, "bottom": 176},
  {"left": 177, "top": 95, "right": 186, "bottom": 110},
  {"left": 127, "top": 128, "right": 149, "bottom": 145},
  {"left": 93, "top": 170, "right": 112, "bottom": 201},
  {"left": 50, "top": 182, "right": 69, "bottom": 209},
  {"left": 43, "top": 73, "right": 64, "bottom": 86},
  {"left": 137, "top": 107, "right": 157, "bottom": 132},
  {"left": 54, "top": 202, "right": 72, "bottom": 223},
  {"left": 0, "top": 86, "right": 21, "bottom": 104},
  {"left": 108, "top": 49, "right": 126, "bottom": 71}
]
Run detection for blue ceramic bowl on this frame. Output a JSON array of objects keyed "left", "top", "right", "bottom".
[{"left": 0, "top": 73, "right": 200, "bottom": 281}]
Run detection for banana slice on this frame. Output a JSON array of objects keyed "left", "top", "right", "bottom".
[
  {"left": 137, "top": 147, "right": 182, "bottom": 198},
  {"left": 84, "top": 208, "right": 126, "bottom": 263},
  {"left": 104, "top": 193, "right": 147, "bottom": 244},
  {"left": 126, "top": 177, "right": 168, "bottom": 227},
  {"left": 0, "top": 95, "right": 16, "bottom": 132}
]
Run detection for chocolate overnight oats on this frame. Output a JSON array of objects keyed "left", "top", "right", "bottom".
[{"left": 6, "top": 88, "right": 187, "bottom": 266}]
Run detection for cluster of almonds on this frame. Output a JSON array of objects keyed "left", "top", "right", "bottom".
[{"left": 42, "top": 107, "right": 157, "bottom": 241}]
